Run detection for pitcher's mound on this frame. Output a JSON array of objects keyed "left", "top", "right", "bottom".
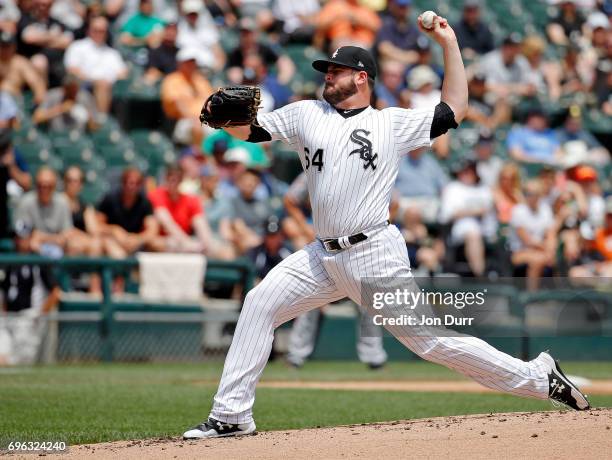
[{"left": 64, "top": 409, "right": 611, "bottom": 460}]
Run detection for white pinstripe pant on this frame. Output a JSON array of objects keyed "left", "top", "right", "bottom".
[{"left": 210, "top": 225, "right": 549, "bottom": 424}]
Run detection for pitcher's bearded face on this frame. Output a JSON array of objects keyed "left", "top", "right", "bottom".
[{"left": 323, "top": 66, "right": 358, "bottom": 106}]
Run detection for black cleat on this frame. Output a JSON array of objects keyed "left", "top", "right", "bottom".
[
  {"left": 183, "top": 417, "right": 256, "bottom": 439},
  {"left": 539, "top": 352, "right": 590, "bottom": 410}
]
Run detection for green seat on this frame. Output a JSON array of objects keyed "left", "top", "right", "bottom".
[
  {"left": 98, "top": 145, "right": 148, "bottom": 171},
  {"left": 81, "top": 180, "right": 109, "bottom": 205}
]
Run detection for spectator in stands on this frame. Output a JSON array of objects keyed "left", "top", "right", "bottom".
[
  {"left": 17, "top": 0, "right": 74, "bottom": 84},
  {"left": 492, "top": 162, "right": 523, "bottom": 225},
  {"left": 474, "top": 132, "right": 503, "bottom": 188},
  {"left": 439, "top": 159, "right": 494, "bottom": 277},
  {"left": 0, "top": 81, "right": 18, "bottom": 129},
  {"left": 394, "top": 146, "right": 448, "bottom": 224},
  {"left": 226, "top": 17, "right": 295, "bottom": 86},
  {"left": 0, "top": 128, "right": 31, "bottom": 238},
  {"left": 33, "top": 74, "right": 98, "bottom": 130},
  {"left": 401, "top": 204, "right": 444, "bottom": 276},
  {"left": 407, "top": 64, "right": 440, "bottom": 109},
  {"left": 507, "top": 108, "right": 563, "bottom": 165},
  {"left": 0, "top": 0, "right": 20, "bottom": 35},
  {"left": 119, "top": 0, "right": 165, "bottom": 48},
  {"left": 552, "top": 43, "right": 592, "bottom": 100},
  {"left": 405, "top": 36, "right": 443, "bottom": 79},
  {"left": 14, "top": 166, "right": 72, "bottom": 257},
  {"left": 161, "top": 47, "right": 213, "bottom": 147},
  {"left": 148, "top": 164, "right": 234, "bottom": 259},
  {"left": 374, "top": 0, "right": 420, "bottom": 66},
  {"left": 144, "top": 20, "right": 177, "bottom": 85},
  {"left": 521, "top": 35, "right": 558, "bottom": 101},
  {"left": 509, "top": 179, "right": 557, "bottom": 290},
  {"left": 198, "top": 163, "right": 236, "bottom": 259},
  {"left": 0, "top": 219, "right": 61, "bottom": 365},
  {"left": 0, "top": 31, "right": 46, "bottom": 104},
  {"left": 477, "top": 34, "right": 535, "bottom": 100},
  {"left": 314, "top": 0, "right": 381, "bottom": 51},
  {"left": 247, "top": 216, "right": 292, "bottom": 280},
  {"left": 593, "top": 30, "right": 611, "bottom": 115},
  {"left": 547, "top": 0, "right": 586, "bottom": 46},
  {"left": 557, "top": 106, "right": 610, "bottom": 165},
  {"left": 50, "top": 0, "right": 86, "bottom": 32},
  {"left": 569, "top": 197, "right": 612, "bottom": 278},
  {"left": 105, "top": 0, "right": 170, "bottom": 27},
  {"left": 465, "top": 72, "right": 511, "bottom": 130},
  {"left": 62, "top": 165, "right": 102, "bottom": 292},
  {"left": 241, "top": 52, "right": 292, "bottom": 111},
  {"left": 282, "top": 172, "right": 314, "bottom": 250},
  {"left": 571, "top": 166, "right": 606, "bottom": 231},
  {"left": 272, "top": 0, "right": 320, "bottom": 45},
  {"left": 226, "top": 168, "right": 275, "bottom": 255},
  {"left": 176, "top": 0, "right": 225, "bottom": 72},
  {"left": 374, "top": 59, "right": 405, "bottom": 109},
  {"left": 96, "top": 167, "right": 160, "bottom": 258},
  {"left": 64, "top": 16, "right": 128, "bottom": 113},
  {"left": 407, "top": 65, "right": 448, "bottom": 157},
  {"left": 453, "top": 0, "right": 494, "bottom": 59}
]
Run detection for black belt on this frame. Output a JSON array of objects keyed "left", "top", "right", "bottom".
[
  {"left": 322, "top": 221, "right": 390, "bottom": 252},
  {"left": 322, "top": 233, "right": 368, "bottom": 251}
]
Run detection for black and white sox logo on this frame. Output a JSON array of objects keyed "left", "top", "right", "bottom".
[{"left": 349, "top": 129, "right": 377, "bottom": 170}]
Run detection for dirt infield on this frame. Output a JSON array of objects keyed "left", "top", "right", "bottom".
[
  {"left": 257, "top": 379, "right": 612, "bottom": 394},
  {"left": 58, "top": 409, "right": 612, "bottom": 459}
]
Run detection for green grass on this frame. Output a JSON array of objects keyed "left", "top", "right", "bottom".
[{"left": 2, "top": 361, "right": 612, "bottom": 446}]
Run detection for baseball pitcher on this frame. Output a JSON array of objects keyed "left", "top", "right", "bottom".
[{"left": 184, "top": 13, "right": 590, "bottom": 439}]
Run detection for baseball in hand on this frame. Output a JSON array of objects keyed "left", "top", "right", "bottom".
[{"left": 421, "top": 10, "right": 437, "bottom": 29}]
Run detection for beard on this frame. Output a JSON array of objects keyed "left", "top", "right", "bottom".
[{"left": 323, "top": 79, "right": 358, "bottom": 106}]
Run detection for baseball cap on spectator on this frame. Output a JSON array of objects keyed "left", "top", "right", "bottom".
[
  {"left": 570, "top": 165, "right": 598, "bottom": 183},
  {"left": 265, "top": 216, "right": 282, "bottom": 235},
  {"left": 464, "top": 0, "right": 481, "bottom": 9},
  {"left": 312, "top": 46, "right": 378, "bottom": 79},
  {"left": 408, "top": 65, "right": 440, "bottom": 90},
  {"left": 394, "top": 0, "right": 412, "bottom": 6},
  {"left": 183, "top": 0, "right": 203, "bottom": 14},
  {"left": 0, "top": 31, "right": 15, "bottom": 46},
  {"left": 561, "top": 140, "right": 589, "bottom": 169},
  {"left": 477, "top": 130, "right": 494, "bottom": 145},
  {"left": 176, "top": 47, "right": 199, "bottom": 63},
  {"left": 502, "top": 33, "right": 522, "bottom": 46},
  {"left": 587, "top": 12, "right": 610, "bottom": 30},
  {"left": 224, "top": 146, "right": 251, "bottom": 165}
]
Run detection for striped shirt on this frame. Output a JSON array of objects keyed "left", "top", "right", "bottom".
[{"left": 258, "top": 100, "right": 434, "bottom": 239}]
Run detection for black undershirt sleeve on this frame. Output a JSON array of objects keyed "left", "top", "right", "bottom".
[
  {"left": 430, "top": 101, "right": 459, "bottom": 139},
  {"left": 247, "top": 124, "right": 272, "bottom": 143}
]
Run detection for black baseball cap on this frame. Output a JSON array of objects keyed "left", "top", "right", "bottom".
[{"left": 312, "top": 46, "right": 377, "bottom": 79}]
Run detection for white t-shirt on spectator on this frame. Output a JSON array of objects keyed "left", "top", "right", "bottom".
[
  {"left": 272, "top": 0, "right": 320, "bottom": 34},
  {"left": 64, "top": 38, "right": 127, "bottom": 83},
  {"left": 509, "top": 202, "right": 554, "bottom": 251},
  {"left": 439, "top": 181, "right": 496, "bottom": 242},
  {"left": 177, "top": 13, "right": 219, "bottom": 69}
]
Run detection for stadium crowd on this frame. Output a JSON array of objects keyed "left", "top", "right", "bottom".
[{"left": 0, "top": 0, "right": 610, "bottom": 303}]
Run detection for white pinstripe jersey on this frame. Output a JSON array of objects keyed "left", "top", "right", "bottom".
[{"left": 258, "top": 100, "right": 434, "bottom": 239}]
